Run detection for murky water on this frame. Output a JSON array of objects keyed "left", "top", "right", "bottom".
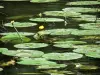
[{"left": 0, "top": 0, "right": 100, "bottom": 75}]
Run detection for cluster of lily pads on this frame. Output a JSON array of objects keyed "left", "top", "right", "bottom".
[{"left": 0, "top": 0, "right": 100, "bottom": 74}]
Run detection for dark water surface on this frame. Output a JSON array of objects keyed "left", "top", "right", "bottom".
[{"left": 0, "top": 1, "right": 100, "bottom": 75}]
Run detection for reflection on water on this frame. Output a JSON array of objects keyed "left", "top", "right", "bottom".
[{"left": 0, "top": 0, "right": 100, "bottom": 75}]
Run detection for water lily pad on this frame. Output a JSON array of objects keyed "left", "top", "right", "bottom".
[
  {"left": 17, "top": 58, "right": 57, "bottom": 65},
  {"left": 79, "top": 23, "right": 100, "bottom": 29},
  {"left": 80, "top": 36, "right": 100, "bottom": 40},
  {"left": 73, "top": 47, "right": 100, "bottom": 54},
  {"left": 0, "top": 68, "right": 3, "bottom": 71},
  {"left": 73, "top": 45, "right": 100, "bottom": 49},
  {"left": 29, "top": 18, "right": 64, "bottom": 22},
  {"left": 30, "top": 0, "right": 59, "bottom": 3},
  {"left": 2, "top": 49, "right": 44, "bottom": 58},
  {"left": 0, "top": 32, "right": 34, "bottom": 36},
  {"left": 14, "top": 43, "right": 48, "bottom": 49},
  {"left": 37, "top": 64, "right": 67, "bottom": 69},
  {"left": 63, "top": 7, "right": 100, "bottom": 13},
  {"left": 43, "top": 52, "right": 83, "bottom": 60},
  {"left": 53, "top": 43, "right": 74, "bottom": 48},
  {"left": 4, "top": 22, "right": 37, "bottom": 27},
  {"left": 0, "top": 6, "right": 4, "bottom": 8},
  {"left": 71, "top": 29, "right": 100, "bottom": 36},
  {"left": 0, "top": 48, "right": 8, "bottom": 53},
  {"left": 0, "top": 34, "right": 31, "bottom": 44},
  {"left": 66, "top": 1, "right": 100, "bottom": 5},
  {"left": 38, "top": 29, "right": 78, "bottom": 35},
  {"left": 71, "top": 15, "right": 96, "bottom": 22},
  {"left": 85, "top": 52, "right": 100, "bottom": 58},
  {"left": 54, "top": 40, "right": 86, "bottom": 44},
  {"left": 43, "top": 11, "right": 81, "bottom": 17}
]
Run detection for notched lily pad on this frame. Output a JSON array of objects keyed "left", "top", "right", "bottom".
[
  {"left": 66, "top": 1, "right": 100, "bottom": 5},
  {"left": 71, "top": 29, "right": 100, "bottom": 36},
  {"left": 43, "top": 11, "right": 81, "bottom": 17},
  {"left": 17, "top": 58, "right": 57, "bottom": 65},
  {"left": 85, "top": 52, "right": 100, "bottom": 58},
  {"left": 0, "top": 32, "right": 34, "bottom": 36},
  {"left": 80, "top": 36, "right": 100, "bottom": 40},
  {"left": 4, "top": 22, "right": 37, "bottom": 27},
  {"left": 37, "top": 64, "right": 67, "bottom": 69},
  {"left": 0, "top": 6, "right": 4, "bottom": 8},
  {"left": 30, "top": 0, "right": 59, "bottom": 3},
  {"left": 79, "top": 23, "right": 100, "bottom": 30},
  {"left": 0, "top": 48, "right": 8, "bottom": 53},
  {"left": 54, "top": 40, "right": 86, "bottom": 44},
  {"left": 14, "top": 43, "right": 48, "bottom": 49},
  {"left": 43, "top": 52, "right": 83, "bottom": 60},
  {"left": 0, "top": 34, "right": 31, "bottom": 44},
  {"left": 29, "top": 18, "right": 64, "bottom": 22},
  {"left": 2, "top": 49, "right": 44, "bottom": 58},
  {"left": 63, "top": 7, "right": 100, "bottom": 13}
]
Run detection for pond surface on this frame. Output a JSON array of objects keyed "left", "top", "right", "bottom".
[{"left": 0, "top": 0, "right": 100, "bottom": 75}]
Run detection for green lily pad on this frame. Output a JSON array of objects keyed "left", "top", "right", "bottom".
[
  {"left": 0, "top": 34, "right": 31, "bottom": 44},
  {"left": 4, "top": 22, "right": 37, "bottom": 27},
  {"left": 85, "top": 52, "right": 100, "bottom": 58},
  {"left": 75, "top": 63, "right": 98, "bottom": 70},
  {"left": 2, "top": 49, "right": 44, "bottom": 58},
  {"left": 63, "top": 7, "right": 100, "bottom": 13},
  {"left": 53, "top": 43, "right": 75, "bottom": 48},
  {"left": 14, "top": 43, "right": 48, "bottom": 49},
  {"left": 73, "top": 45, "right": 100, "bottom": 49},
  {"left": 0, "top": 32, "right": 34, "bottom": 36},
  {"left": 71, "top": 29, "right": 100, "bottom": 36},
  {"left": 0, "top": 68, "right": 3, "bottom": 71},
  {"left": 37, "top": 64, "right": 67, "bottom": 69},
  {"left": 0, "top": 6, "right": 4, "bottom": 8},
  {"left": 80, "top": 36, "right": 100, "bottom": 40},
  {"left": 73, "top": 48, "right": 100, "bottom": 54},
  {"left": 38, "top": 29, "right": 78, "bottom": 35},
  {"left": 0, "top": 48, "right": 8, "bottom": 53},
  {"left": 43, "top": 11, "right": 81, "bottom": 17},
  {"left": 17, "top": 58, "right": 57, "bottom": 65},
  {"left": 30, "top": 0, "right": 59, "bottom": 3},
  {"left": 54, "top": 40, "right": 86, "bottom": 44},
  {"left": 71, "top": 15, "right": 96, "bottom": 22},
  {"left": 79, "top": 23, "right": 100, "bottom": 30},
  {"left": 66, "top": 1, "right": 100, "bottom": 5},
  {"left": 43, "top": 52, "right": 83, "bottom": 60},
  {"left": 29, "top": 18, "right": 64, "bottom": 22}
]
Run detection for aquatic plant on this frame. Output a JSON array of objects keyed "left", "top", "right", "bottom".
[{"left": 30, "top": 0, "right": 59, "bottom": 3}]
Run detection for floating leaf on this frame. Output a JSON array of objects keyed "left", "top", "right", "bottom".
[
  {"left": 0, "top": 6, "right": 4, "bottom": 8},
  {"left": 0, "top": 34, "right": 31, "bottom": 44},
  {"left": 4, "top": 22, "right": 37, "bottom": 28},
  {"left": 80, "top": 36, "right": 100, "bottom": 40},
  {"left": 30, "top": 0, "right": 59, "bottom": 3},
  {"left": 2, "top": 49, "right": 44, "bottom": 58},
  {"left": 79, "top": 23, "right": 100, "bottom": 29},
  {"left": 66, "top": 1, "right": 100, "bottom": 5},
  {"left": 63, "top": 7, "right": 100, "bottom": 13},
  {"left": 0, "top": 32, "right": 34, "bottom": 36},
  {"left": 43, "top": 52, "right": 83, "bottom": 60},
  {"left": 73, "top": 48, "right": 100, "bottom": 54},
  {"left": 43, "top": 11, "right": 81, "bottom": 17},
  {"left": 71, "top": 29, "right": 100, "bottom": 36},
  {"left": 29, "top": 18, "right": 64, "bottom": 22},
  {"left": 53, "top": 43, "right": 75, "bottom": 48},
  {"left": 17, "top": 58, "right": 57, "bottom": 65},
  {"left": 71, "top": 15, "right": 96, "bottom": 22},
  {"left": 14, "top": 43, "right": 48, "bottom": 49},
  {"left": 0, "top": 68, "right": 3, "bottom": 71},
  {"left": 85, "top": 52, "right": 100, "bottom": 58},
  {"left": 37, "top": 64, "right": 67, "bottom": 69},
  {"left": 54, "top": 40, "right": 86, "bottom": 44},
  {"left": 0, "top": 48, "right": 8, "bottom": 53},
  {"left": 38, "top": 29, "right": 78, "bottom": 35}
]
